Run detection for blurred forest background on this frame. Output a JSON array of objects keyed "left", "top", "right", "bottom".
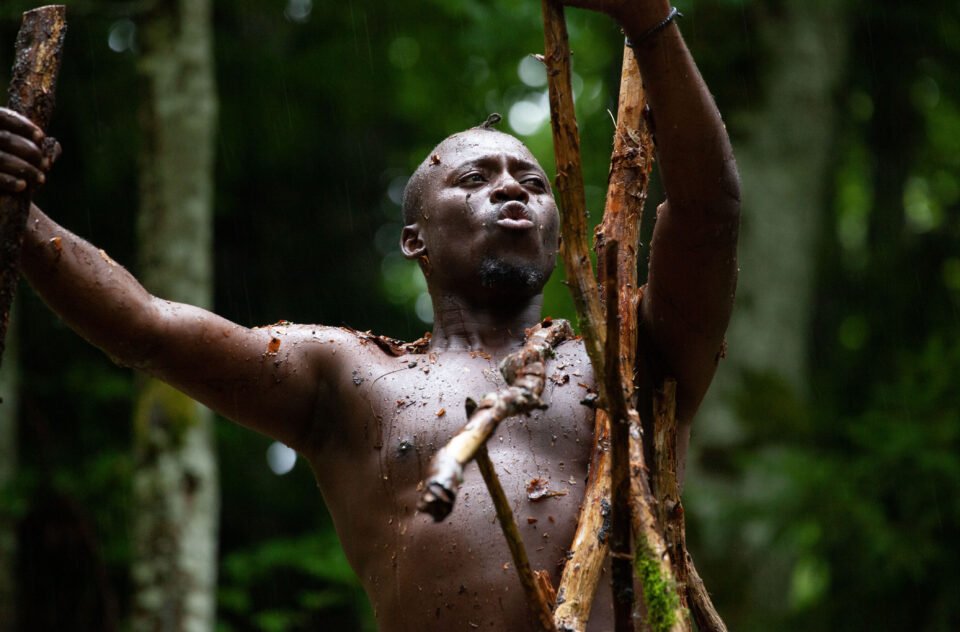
[{"left": 0, "top": 0, "right": 957, "bottom": 630}]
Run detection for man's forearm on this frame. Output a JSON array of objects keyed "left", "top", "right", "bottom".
[
  {"left": 21, "top": 204, "right": 161, "bottom": 367},
  {"left": 622, "top": 3, "right": 740, "bottom": 215}
]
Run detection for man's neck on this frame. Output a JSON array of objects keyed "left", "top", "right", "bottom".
[{"left": 429, "top": 291, "right": 543, "bottom": 355}]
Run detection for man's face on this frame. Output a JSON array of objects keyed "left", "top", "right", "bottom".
[{"left": 406, "top": 130, "right": 560, "bottom": 303}]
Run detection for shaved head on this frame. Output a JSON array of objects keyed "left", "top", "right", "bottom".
[{"left": 402, "top": 121, "right": 538, "bottom": 226}]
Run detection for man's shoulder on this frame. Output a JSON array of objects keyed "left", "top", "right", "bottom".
[{"left": 273, "top": 323, "right": 431, "bottom": 367}]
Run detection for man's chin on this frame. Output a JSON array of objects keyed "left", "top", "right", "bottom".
[{"left": 477, "top": 257, "right": 551, "bottom": 293}]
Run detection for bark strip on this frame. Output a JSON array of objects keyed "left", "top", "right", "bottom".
[
  {"left": 418, "top": 318, "right": 574, "bottom": 521},
  {"left": 475, "top": 446, "right": 558, "bottom": 632},
  {"left": 0, "top": 5, "right": 66, "bottom": 365}
]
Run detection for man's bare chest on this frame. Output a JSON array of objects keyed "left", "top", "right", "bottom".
[{"left": 344, "top": 347, "right": 595, "bottom": 487}]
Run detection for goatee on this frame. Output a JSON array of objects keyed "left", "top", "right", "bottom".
[{"left": 478, "top": 257, "right": 546, "bottom": 291}]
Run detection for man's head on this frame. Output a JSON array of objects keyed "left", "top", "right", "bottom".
[{"left": 400, "top": 122, "right": 560, "bottom": 307}]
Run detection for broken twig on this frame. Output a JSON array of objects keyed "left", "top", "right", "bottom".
[{"left": 418, "top": 318, "right": 574, "bottom": 520}]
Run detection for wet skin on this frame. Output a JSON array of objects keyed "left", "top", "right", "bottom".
[{"left": 2, "top": 1, "right": 740, "bottom": 629}]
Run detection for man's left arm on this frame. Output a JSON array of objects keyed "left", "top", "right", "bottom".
[{"left": 620, "top": 3, "right": 741, "bottom": 428}]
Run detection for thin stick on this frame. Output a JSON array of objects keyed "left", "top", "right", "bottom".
[
  {"left": 475, "top": 446, "right": 558, "bottom": 632},
  {"left": 0, "top": 5, "right": 67, "bottom": 366},
  {"left": 603, "top": 242, "right": 634, "bottom": 631},
  {"left": 418, "top": 318, "right": 574, "bottom": 521},
  {"left": 540, "top": 0, "right": 605, "bottom": 381}
]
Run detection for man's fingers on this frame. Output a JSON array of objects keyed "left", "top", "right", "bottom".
[
  {"left": 0, "top": 129, "right": 44, "bottom": 168},
  {"left": 0, "top": 108, "right": 43, "bottom": 144},
  {"left": 0, "top": 173, "right": 27, "bottom": 194},
  {"left": 0, "top": 151, "right": 45, "bottom": 187}
]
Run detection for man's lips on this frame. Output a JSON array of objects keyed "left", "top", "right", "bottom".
[
  {"left": 496, "top": 217, "right": 535, "bottom": 230},
  {"left": 496, "top": 201, "right": 535, "bottom": 230}
]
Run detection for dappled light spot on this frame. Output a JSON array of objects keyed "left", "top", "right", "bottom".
[
  {"left": 517, "top": 55, "right": 547, "bottom": 88},
  {"left": 283, "top": 0, "right": 312, "bottom": 23},
  {"left": 266, "top": 441, "right": 297, "bottom": 475},
  {"left": 107, "top": 19, "right": 136, "bottom": 53}
]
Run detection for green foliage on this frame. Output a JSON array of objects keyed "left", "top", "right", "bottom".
[{"left": 218, "top": 531, "right": 373, "bottom": 632}]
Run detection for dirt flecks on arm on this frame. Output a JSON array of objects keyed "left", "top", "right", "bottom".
[{"left": 267, "top": 337, "right": 281, "bottom": 354}]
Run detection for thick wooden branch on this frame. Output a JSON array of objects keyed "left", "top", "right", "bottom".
[
  {"left": 418, "top": 318, "right": 574, "bottom": 520},
  {"left": 475, "top": 446, "right": 557, "bottom": 632},
  {"left": 0, "top": 5, "right": 66, "bottom": 365},
  {"left": 540, "top": 0, "right": 605, "bottom": 382},
  {"left": 595, "top": 43, "right": 652, "bottom": 387},
  {"left": 553, "top": 43, "right": 655, "bottom": 632}
]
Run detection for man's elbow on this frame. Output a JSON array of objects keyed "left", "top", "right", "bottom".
[
  {"left": 103, "top": 296, "right": 167, "bottom": 371},
  {"left": 715, "top": 153, "right": 741, "bottom": 221}
]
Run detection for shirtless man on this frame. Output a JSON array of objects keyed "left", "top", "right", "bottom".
[{"left": 0, "top": 0, "right": 739, "bottom": 629}]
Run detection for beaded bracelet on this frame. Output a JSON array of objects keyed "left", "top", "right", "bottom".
[{"left": 625, "top": 6, "right": 683, "bottom": 48}]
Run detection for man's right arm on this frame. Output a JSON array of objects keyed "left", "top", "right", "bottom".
[{"left": 3, "top": 108, "right": 344, "bottom": 452}]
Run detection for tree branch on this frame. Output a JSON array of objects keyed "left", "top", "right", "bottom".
[
  {"left": 0, "top": 5, "right": 66, "bottom": 366},
  {"left": 540, "top": 0, "right": 605, "bottom": 381}
]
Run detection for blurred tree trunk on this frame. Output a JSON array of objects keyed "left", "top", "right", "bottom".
[
  {"left": 697, "top": 0, "right": 847, "bottom": 454},
  {"left": 691, "top": 0, "right": 848, "bottom": 613},
  {"left": 132, "top": 1, "right": 219, "bottom": 630},
  {"left": 0, "top": 302, "right": 17, "bottom": 629}
]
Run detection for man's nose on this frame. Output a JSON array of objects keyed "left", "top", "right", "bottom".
[{"left": 490, "top": 177, "right": 529, "bottom": 204}]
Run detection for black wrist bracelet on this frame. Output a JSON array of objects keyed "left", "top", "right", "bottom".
[{"left": 625, "top": 6, "right": 683, "bottom": 48}]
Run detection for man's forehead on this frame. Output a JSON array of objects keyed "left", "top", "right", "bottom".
[{"left": 436, "top": 130, "right": 541, "bottom": 168}]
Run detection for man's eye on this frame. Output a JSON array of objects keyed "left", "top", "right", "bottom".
[
  {"left": 459, "top": 172, "right": 485, "bottom": 184},
  {"left": 523, "top": 177, "right": 546, "bottom": 189}
]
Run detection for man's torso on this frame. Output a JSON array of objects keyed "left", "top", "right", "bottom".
[{"left": 303, "top": 336, "right": 609, "bottom": 631}]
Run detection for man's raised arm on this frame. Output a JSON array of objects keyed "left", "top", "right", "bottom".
[
  {"left": 567, "top": 0, "right": 741, "bottom": 426},
  {"left": 1, "top": 107, "right": 342, "bottom": 452}
]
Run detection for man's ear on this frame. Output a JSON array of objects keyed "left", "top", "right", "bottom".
[{"left": 400, "top": 224, "right": 426, "bottom": 259}]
